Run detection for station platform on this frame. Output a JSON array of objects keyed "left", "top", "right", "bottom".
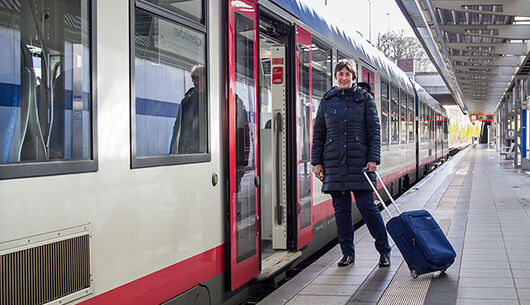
[{"left": 258, "top": 144, "right": 530, "bottom": 305}]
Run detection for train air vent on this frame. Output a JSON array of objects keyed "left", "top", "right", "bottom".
[{"left": 0, "top": 225, "right": 92, "bottom": 305}]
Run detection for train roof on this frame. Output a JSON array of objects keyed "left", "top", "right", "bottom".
[{"left": 270, "top": 0, "right": 420, "bottom": 96}]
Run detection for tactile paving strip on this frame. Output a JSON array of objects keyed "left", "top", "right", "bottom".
[{"left": 378, "top": 262, "right": 433, "bottom": 305}]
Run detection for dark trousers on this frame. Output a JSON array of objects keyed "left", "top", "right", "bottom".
[{"left": 330, "top": 190, "right": 391, "bottom": 256}]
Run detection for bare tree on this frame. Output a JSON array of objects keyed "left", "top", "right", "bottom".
[{"left": 376, "top": 29, "right": 436, "bottom": 73}]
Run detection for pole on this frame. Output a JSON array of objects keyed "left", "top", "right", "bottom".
[
  {"left": 368, "top": 0, "right": 372, "bottom": 42},
  {"left": 386, "top": 12, "right": 391, "bottom": 58}
]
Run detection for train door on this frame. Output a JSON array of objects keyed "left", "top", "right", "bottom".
[
  {"left": 259, "top": 34, "right": 289, "bottom": 258},
  {"left": 295, "top": 25, "right": 313, "bottom": 250},
  {"left": 228, "top": 0, "right": 260, "bottom": 291}
]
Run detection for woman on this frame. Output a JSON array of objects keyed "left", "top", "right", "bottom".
[{"left": 311, "top": 59, "right": 391, "bottom": 267}]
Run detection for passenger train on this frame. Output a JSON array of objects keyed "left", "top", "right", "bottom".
[{"left": 0, "top": 0, "right": 448, "bottom": 304}]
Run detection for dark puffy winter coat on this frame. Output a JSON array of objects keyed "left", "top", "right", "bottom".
[{"left": 311, "top": 83, "right": 380, "bottom": 192}]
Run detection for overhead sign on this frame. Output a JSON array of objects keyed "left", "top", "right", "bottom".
[{"left": 470, "top": 114, "right": 493, "bottom": 122}]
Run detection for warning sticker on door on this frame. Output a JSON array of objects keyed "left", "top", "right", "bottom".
[{"left": 272, "top": 67, "right": 283, "bottom": 84}]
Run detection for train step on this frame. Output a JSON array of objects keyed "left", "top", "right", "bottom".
[{"left": 256, "top": 251, "right": 302, "bottom": 283}]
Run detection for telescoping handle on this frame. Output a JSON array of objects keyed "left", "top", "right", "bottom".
[{"left": 362, "top": 168, "right": 402, "bottom": 219}]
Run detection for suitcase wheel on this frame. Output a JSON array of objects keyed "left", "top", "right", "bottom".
[
  {"left": 411, "top": 270, "right": 418, "bottom": 279},
  {"left": 440, "top": 268, "right": 447, "bottom": 274}
]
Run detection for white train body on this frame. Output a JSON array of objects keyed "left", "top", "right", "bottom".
[{"left": 0, "top": 1, "right": 448, "bottom": 305}]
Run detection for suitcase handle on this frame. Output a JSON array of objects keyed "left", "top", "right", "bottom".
[{"left": 362, "top": 168, "right": 402, "bottom": 218}]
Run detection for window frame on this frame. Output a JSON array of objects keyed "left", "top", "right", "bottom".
[
  {"left": 0, "top": 0, "right": 98, "bottom": 180},
  {"left": 130, "top": 0, "right": 210, "bottom": 168}
]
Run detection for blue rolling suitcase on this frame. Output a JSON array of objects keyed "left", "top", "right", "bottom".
[{"left": 363, "top": 170, "right": 456, "bottom": 278}]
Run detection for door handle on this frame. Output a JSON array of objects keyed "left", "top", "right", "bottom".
[
  {"left": 254, "top": 175, "right": 260, "bottom": 187},
  {"left": 275, "top": 112, "right": 283, "bottom": 225}
]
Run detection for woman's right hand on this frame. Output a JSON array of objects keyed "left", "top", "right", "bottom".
[{"left": 314, "top": 164, "right": 324, "bottom": 181}]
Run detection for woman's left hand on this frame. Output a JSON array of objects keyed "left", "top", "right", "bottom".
[{"left": 366, "top": 161, "right": 377, "bottom": 172}]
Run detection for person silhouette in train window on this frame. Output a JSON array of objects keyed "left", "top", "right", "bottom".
[{"left": 170, "top": 64, "right": 206, "bottom": 155}]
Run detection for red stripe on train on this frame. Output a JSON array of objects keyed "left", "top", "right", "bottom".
[
  {"left": 80, "top": 156, "right": 443, "bottom": 305},
  {"left": 78, "top": 245, "right": 225, "bottom": 305}
]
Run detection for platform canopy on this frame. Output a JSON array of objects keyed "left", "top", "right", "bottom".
[{"left": 395, "top": 0, "right": 530, "bottom": 114}]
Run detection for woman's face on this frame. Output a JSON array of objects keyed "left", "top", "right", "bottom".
[{"left": 336, "top": 67, "right": 354, "bottom": 89}]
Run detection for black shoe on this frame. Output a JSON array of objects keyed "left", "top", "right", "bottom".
[
  {"left": 379, "top": 253, "right": 390, "bottom": 267},
  {"left": 338, "top": 255, "right": 355, "bottom": 267}
]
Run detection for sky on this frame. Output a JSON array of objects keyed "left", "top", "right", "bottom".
[{"left": 301, "top": 0, "right": 415, "bottom": 42}]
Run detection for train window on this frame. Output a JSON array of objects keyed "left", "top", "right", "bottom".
[
  {"left": 390, "top": 84, "right": 399, "bottom": 144},
  {"left": 421, "top": 103, "right": 427, "bottom": 142},
  {"left": 297, "top": 37, "right": 312, "bottom": 231},
  {"left": 380, "top": 81, "right": 389, "bottom": 145},
  {"left": 419, "top": 103, "right": 424, "bottom": 142},
  {"left": 399, "top": 89, "right": 407, "bottom": 144},
  {"left": 429, "top": 108, "right": 434, "bottom": 141},
  {"left": 361, "top": 67, "right": 375, "bottom": 96},
  {"left": 407, "top": 94, "right": 414, "bottom": 143},
  {"left": 144, "top": 0, "right": 204, "bottom": 24},
  {"left": 234, "top": 12, "right": 257, "bottom": 263},
  {"left": 131, "top": 6, "right": 208, "bottom": 167},
  {"left": 0, "top": 0, "right": 96, "bottom": 179},
  {"left": 311, "top": 41, "right": 332, "bottom": 115},
  {"left": 443, "top": 117, "right": 449, "bottom": 143},
  {"left": 337, "top": 51, "right": 348, "bottom": 61}
]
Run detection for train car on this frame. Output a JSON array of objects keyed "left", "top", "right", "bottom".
[{"left": 0, "top": 0, "right": 448, "bottom": 305}]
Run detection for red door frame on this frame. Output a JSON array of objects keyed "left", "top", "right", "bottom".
[
  {"left": 295, "top": 25, "right": 313, "bottom": 250},
  {"left": 228, "top": 0, "right": 260, "bottom": 291}
]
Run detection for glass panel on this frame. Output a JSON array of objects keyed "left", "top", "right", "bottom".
[
  {"left": 400, "top": 89, "right": 407, "bottom": 144},
  {"left": 311, "top": 41, "right": 331, "bottom": 119},
  {"left": 0, "top": 0, "right": 91, "bottom": 164},
  {"left": 420, "top": 103, "right": 429, "bottom": 142},
  {"left": 337, "top": 51, "right": 348, "bottom": 61},
  {"left": 144, "top": 0, "right": 203, "bottom": 24},
  {"left": 297, "top": 42, "right": 311, "bottom": 230},
  {"left": 407, "top": 94, "right": 414, "bottom": 143},
  {"left": 234, "top": 12, "right": 257, "bottom": 263},
  {"left": 362, "top": 67, "right": 375, "bottom": 96},
  {"left": 429, "top": 108, "right": 433, "bottom": 141},
  {"left": 134, "top": 9, "right": 207, "bottom": 157},
  {"left": 381, "top": 81, "right": 388, "bottom": 100},
  {"left": 380, "top": 81, "right": 389, "bottom": 145},
  {"left": 390, "top": 84, "right": 399, "bottom": 144}
]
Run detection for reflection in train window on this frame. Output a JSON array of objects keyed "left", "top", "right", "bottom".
[
  {"left": 234, "top": 12, "right": 257, "bottom": 264},
  {"left": 407, "top": 94, "right": 414, "bottom": 143},
  {"left": 390, "top": 84, "right": 399, "bottom": 144},
  {"left": 311, "top": 41, "right": 332, "bottom": 119},
  {"left": 134, "top": 8, "right": 207, "bottom": 157},
  {"left": 400, "top": 89, "right": 407, "bottom": 144},
  {"left": 421, "top": 102, "right": 428, "bottom": 142},
  {"left": 362, "top": 67, "right": 375, "bottom": 97},
  {"left": 0, "top": 0, "right": 92, "bottom": 165},
  {"left": 380, "top": 81, "right": 389, "bottom": 145},
  {"left": 144, "top": 0, "right": 204, "bottom": 24},
  {"left": 297, "top": 40, "right": 312, "bottom": 231}
]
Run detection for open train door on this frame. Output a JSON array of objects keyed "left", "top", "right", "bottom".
[
  {"left": 295, "top": 25, "right": 313, "bottom": 250},
  {"left": 228, "top": 0, "right": 260, "bottom": 291}
]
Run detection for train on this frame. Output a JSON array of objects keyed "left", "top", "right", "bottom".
[{"left": 0, "top": 0, "right": 448, "bottom": 305}]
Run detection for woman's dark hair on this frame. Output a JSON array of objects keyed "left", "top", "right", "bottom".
[{"left": 334, "top": 59, "right": 357, "bottom": 80}]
